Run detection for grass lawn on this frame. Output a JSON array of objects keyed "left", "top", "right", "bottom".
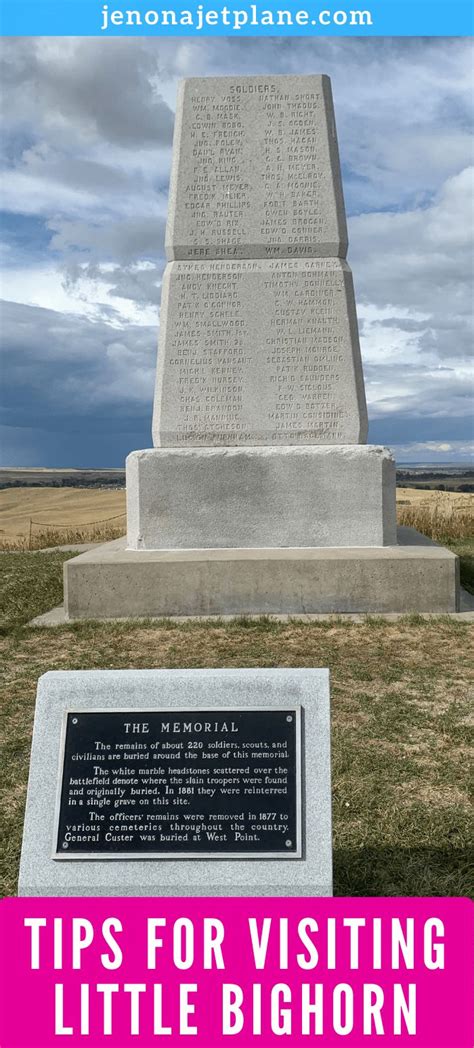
[{"left": 1, "top": 549, "right": 473, "bottom": 899}]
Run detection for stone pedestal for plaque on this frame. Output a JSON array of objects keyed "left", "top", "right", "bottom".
[
  {"left": 63, "top": 74, "right": 459, "bottom": 617},
  {"left": 19, "top": 669, "right": 332, "bottom": 896}
]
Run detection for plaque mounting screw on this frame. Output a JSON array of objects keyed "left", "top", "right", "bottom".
[
  {"left": 62, "top": 843, "right": 68, "bottom": 849},
  {"left": 286, "top": 716, "right": 293, "bottom": 722},
  {"left": 285, "top": 840, "right": 292, "bottom": 847},
  {"left": 72, "top": 718, "right": 78, "bottom": 724}
]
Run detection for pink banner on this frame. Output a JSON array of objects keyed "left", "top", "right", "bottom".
[{"left": 0, "top": 897, "right": 472, "bottom": 1047}]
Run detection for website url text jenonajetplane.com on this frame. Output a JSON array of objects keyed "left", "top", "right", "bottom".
[{"left": 101, "top": 4, "right": 374, "bottom": 31}]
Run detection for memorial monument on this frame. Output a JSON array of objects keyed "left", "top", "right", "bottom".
[{"left": 64, "top": 74, "right": 459, "bottom": 616}]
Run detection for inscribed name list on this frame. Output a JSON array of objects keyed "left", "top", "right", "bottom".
[
  {"left": 153, "top": 258, "right": 368, "bottom": 447},
  {"left": 166, "top": 75, "right": 347, "bottom": 260}
]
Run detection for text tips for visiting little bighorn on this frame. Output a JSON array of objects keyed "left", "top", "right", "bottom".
[{"left": 11, "top": 899, "right": 469, "bottom": 1043}]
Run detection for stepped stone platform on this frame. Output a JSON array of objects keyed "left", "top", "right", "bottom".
[{"left": 63, "top": 528, "right": 459, "bottom": 620}]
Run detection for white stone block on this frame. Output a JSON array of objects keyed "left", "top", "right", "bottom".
[{"left": 127, "top": 444, "right": 396, "bottom": 550}]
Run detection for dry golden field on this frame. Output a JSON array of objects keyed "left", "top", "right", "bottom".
[
  {"left": 397, "top": 487, "right": 473, "bottom": 510},
  {"left": 0, "top": 487, "right": 126, "bottom": 548},
  {"left": 397, "top": 487, "right": 474, "bottom": 541},
  {"left": 0, "top": 484, "right": 472, "bottom": 548}
]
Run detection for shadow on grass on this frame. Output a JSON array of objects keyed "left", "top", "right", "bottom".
[
  {"left": 460, "top": 556, "right": 474, "bottom": 595},
  {"left": 333, "top": 846, "right": 473, "bottom": 897}
]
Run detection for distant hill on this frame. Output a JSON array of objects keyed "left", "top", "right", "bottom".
[
  {"left": 1, "top": 464, "right": 473, "bottom": 493},
  {"left": 396, "top": 467, "right": 474, "bottom": 492},
  {"left": 0, "top": 468, "right": 125, "bottom": 490}
]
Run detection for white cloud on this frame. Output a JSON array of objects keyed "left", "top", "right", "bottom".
[
  {"left": 394, "top": 441, "right": 474, "bottom": 462},
  {"left": 1, "top": 38, "right": 174, "bottom": 149},
  {"left": 1, "top": 300, "right": 156, "bottom": 412},
  {"left": 350, "top": 165, "right": 474, "bottom": 428},
  {"left": 0, "top": 263, "right": 159, "bottom": 326}
]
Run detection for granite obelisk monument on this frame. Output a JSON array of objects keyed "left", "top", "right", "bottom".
[
  {"left": 64, "top": 74, "right": 459, "bottom": 616},
  {"left": 129, "top": 75, "right": 396, "bottom": 551}
]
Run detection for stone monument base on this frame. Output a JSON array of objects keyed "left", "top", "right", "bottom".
[
  {"left": 64, "top": 528, "right": 459, "bottom": 619},
  {"left": 127, "top": 444, "right": 397, "bottom": 549}
]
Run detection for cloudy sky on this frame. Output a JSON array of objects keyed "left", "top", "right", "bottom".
[{"left": 1, "top": 36, "right": 473, "bottom": 466}]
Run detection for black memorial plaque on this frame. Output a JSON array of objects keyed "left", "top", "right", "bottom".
[{"left": 54, "top": 708, "right": 301, "bottom": 859}]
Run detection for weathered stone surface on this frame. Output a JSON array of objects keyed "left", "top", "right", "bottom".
[
  {"left": 166, "top": 75, "right": 347, "bottom": 260},
  {"left": 60, "top": 73, "right": 459, "bottom": 622},
  {"left": 63, "top": 532, "right": 460, "bottom": 620},
  {"left": 127, "top": 445, "right": 396, "bottom": 550},
  {"left": 19, "top": 668, "right": 332, "bottom": 896},
  {"left": 153, "top": 258, "right": 367, "bottom": 447}
]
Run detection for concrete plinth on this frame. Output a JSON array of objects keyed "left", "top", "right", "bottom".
[
  {"left": 64, "top": 529, "right": 459, "bottom": 620},
  {"left": 127, "top": 445, "right": 396, "bottom": 550},
  {"left": 19, "top": 669, "right": 331, "bottom": 897}
]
